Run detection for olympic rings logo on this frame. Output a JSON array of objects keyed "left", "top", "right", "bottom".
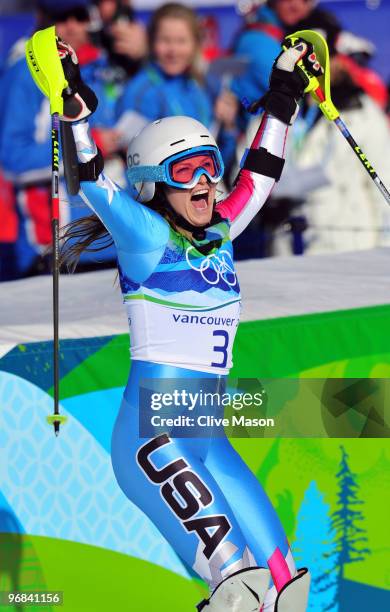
[{"left": 185, "top": 247, "right": 237, "bottom": 287}]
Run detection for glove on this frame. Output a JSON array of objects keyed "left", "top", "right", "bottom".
[
  {"left": 247, "top": 39, "right": 323, "bottom": 125},
  {"left": 56, "top": 38, "right": 98, "bottom": 122}
]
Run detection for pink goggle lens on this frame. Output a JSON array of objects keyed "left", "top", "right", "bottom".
[{"left": 170, "top": 154, "right": 218, "bottom": 184}]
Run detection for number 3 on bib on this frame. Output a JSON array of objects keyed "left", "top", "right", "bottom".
[{"left": 211, "top": 330, "right": 229, "bottom": 368}]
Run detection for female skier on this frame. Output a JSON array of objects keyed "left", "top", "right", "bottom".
[{"left": 57, "top": 35, "right": 319, "bottom": 611}]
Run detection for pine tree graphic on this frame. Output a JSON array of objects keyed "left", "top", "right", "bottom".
[
  {"left": 332, "top": 445, "right": 370, "bottom": 604},
  {"left": 293, "top": 481, "right": 338, "bottom": 611}
]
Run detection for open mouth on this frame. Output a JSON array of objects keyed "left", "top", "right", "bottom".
[{"left": 191, "top": 189, "right": 209, "bottom": 210}]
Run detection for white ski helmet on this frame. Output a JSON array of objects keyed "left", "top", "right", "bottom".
[{"left": 126, "top": 116, "right": 224, "bottom": 203}]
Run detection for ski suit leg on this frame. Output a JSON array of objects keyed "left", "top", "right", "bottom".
[
  {"left": 204, "top": 435, "right": 296, "bottom": 608},
  {"left": 111, "top": 362, "right": 261, "bottom": 591}
]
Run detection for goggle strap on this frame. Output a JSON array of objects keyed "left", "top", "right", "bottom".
[{"left": 127, "top": 165, "right": 167, "bottom": 184}]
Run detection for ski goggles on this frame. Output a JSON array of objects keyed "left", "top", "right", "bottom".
[{"left": 127, "top": 146, "right": 224, "bottom": 190}]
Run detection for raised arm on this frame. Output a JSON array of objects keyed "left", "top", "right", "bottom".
[
  {"left": 217, "top": 40, "right": 322, "bottom": 240},
  {"left": 57, "top": 39, "right": 169, "bottom": 281},
  {"left": 71, "top": 119, "right": 169, "bottom": 258},
  {"left": 216, "top": 113, "right": 288, "bottom": 240}
]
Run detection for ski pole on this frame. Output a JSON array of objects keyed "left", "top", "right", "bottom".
[
  {"left": 286, "top": 29, "right": 390, "bottom": 207},
  {"left": 25, "top": 26, "right": 68, "bottom": 435},
  {"left": 49, "top": 113, "right": 63, "bottom": 436}
]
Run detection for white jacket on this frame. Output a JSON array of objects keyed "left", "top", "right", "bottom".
[{"left": 282, "top": 95, "right": 390, "bottom": 255}]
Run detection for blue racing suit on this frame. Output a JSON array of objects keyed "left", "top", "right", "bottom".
[{"left": 70, "top": 111, "right": 297, "bottom": 608}]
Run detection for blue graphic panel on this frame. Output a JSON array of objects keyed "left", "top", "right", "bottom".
[{"left": 0, "top": 371, "right": 190, "bottom": 579}]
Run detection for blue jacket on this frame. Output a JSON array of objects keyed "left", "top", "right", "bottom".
[
  {"left": 117, "top": 62, "right": 237, "bottom": 169},
  {"left": 117, "top": 62, "right": 213, "bottom": 127},
  {"left": 0, "top": 46, "right": 119, "bottom": 275},
  {"left": 231, "top": 5, "right": 283, "bottom": 105},
  {"left": 0, "top": 48, "right": 117, "bottom": 182}
]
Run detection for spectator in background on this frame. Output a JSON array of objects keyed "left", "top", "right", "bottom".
[
  {"left": 116, "top": 3, "right": 238, "bottom": 169},
  {"left": 0, "top": 59, "right": 19, "bottom": 281},
  {"left": 272, "top": 14, "right": 390, "bottom": 255},
  {"left": 0, "top": 172, "right": 18, "bottom": 281},
  {"left": 0, "top": 0, "right": 120, "bottom": 279},
  {"left": 0, "top": 0, "right": 53, "bottom": 281},
  {"left": 332, "top": 30, "right": 388, "bottom": 110},
  {"left": 200, "top": 15, "right": 224, "bottom": 63},
  {"left": 231, "top": 0, "right": 315, "bottom": 107},
  {"left": 230, "top": 0, "right": 317, "bottom": 258},
  {"left": 286, "top": 4, "right": 388, "bottom": 109},
  {"left": 232, "top": 1, "right": 390, "bottom": 258},
  {"left": 0, "top": 1, "right": 53, "bottom": 282},
  {"left": 90, "top": 0, "right": 147, "bottom": 82}
]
